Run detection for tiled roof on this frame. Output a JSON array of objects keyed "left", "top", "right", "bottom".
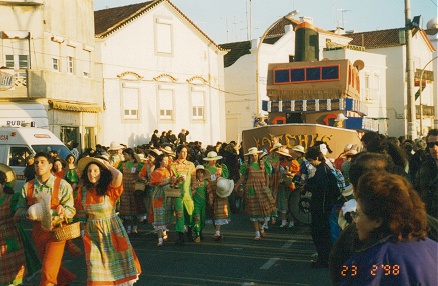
[
  {"left": 219, "top": 40, "right": 251, "bottom": 68},
  {"left": 94, "top": 0, "right": 226, "bottom": 51},
  {"left": 219, "top": 17, "right": 299, "bottom": 68},
  {"left": 347, "top": 28, "right": 402, "bottom": 49},
  {"left": 95, "top": 1, "right": 154, "bottom": 37}
]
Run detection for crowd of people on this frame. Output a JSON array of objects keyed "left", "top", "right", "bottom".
[{"left": 0, "top": 127, "right": 437, "bottom": 285}]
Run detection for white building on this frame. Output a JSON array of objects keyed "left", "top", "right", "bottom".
[
  {"left": 0, "top": 0, "right": 102, "bottom": 150},
  {"left": 94, "top": 0, "right": 227, "bottom": 147},
  {"left": 348, "top": 27, "right": 436, "bottom": 137}
]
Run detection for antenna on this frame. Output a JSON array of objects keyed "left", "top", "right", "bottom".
[{"left": 337, "top": 9, "right": 352, "bottom": 29}]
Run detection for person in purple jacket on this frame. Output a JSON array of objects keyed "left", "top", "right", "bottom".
[{"left": 339, "top": 171, "right": 437, "bottom": 286}]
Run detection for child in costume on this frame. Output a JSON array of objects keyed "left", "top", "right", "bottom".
[{"left": 191, "top": 165, "right": 211, "bottom": 243}]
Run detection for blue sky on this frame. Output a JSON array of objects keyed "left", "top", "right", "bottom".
[{"left": 94, "top": 0, "right": 437, "bottom": 44}]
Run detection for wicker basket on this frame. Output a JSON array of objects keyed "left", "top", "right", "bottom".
[
  {"left": 134, "top": 182, "right": 146, "bottom": 191},
  {"left": 165, "top": 188, "right": 182, "bottom": 198},
  {"left": 52, "top": 219, "right": 81, "bottom": 241}
]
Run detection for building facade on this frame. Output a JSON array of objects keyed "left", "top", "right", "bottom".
[
  {"left": 94, "top": 0, "right": 227, "bottom": 147},
  {"left": 0, "top": 0, "right": 102, "bottom": 150}
]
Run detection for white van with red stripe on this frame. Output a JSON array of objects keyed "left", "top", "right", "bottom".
[{"left": 0, "top": 126, "right": 71, "bottom": 192}]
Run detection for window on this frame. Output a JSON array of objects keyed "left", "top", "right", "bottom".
[
  {"left": 155, "top": 18, "right": 173, "bottom": 54},
  {"left": 67, "top": 56, "right": 74, "bottom": 73},
  {"left": 158, "top": 87, "right": 173, "bottom": 120},
  {"left": 83, "top": 50, "right": 90, "bottom": 77},
  {"left": 274, "top": 65, "right": 339, "bottom": 84},
  {"left": 8, "top": 146, "right": 32, "bottom": 167},
  {"left": 122, "top": 88, "right": 139, "bottom": 120},
  {"left": 4, "top": 55, "right": 28, "bottom": 69},
  {"left": 291, "top": 68, "right": 305, "bottom": 82},
  {"left": 5, "top": 55, "right": 14, "bottom": 68},
  {"left": 274, "top": 69, "right": 289, "bottom": 83},
  {"left": 51, "top": 41, "right": 61, "bottom": 71},
  {"left": 191, "top": 90, "right": 204, "bottom": 120},
  {"left": 66, "top": 46, "right": 75, "bottom": 74},
  {"left": 52, "top": 58, "right": 60, "bottom": 71}
]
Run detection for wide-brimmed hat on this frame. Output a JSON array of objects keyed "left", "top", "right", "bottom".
[
  {"left": 146, "top": 148, "right": 163, "bottom": 157},
  {"left": 195, "top": 165, "right": 211, "bottom": 180},
  {"left": 108, "top": 141, "right": 125, "bottom": 151},
  {"left": 28, "top": 192, "right": 52, "bottom": 230},
  {"left": 342, "top": 184, "right": 354, "bottom": 197},
  {"left": 244, "top": 147, "right": 263, "bottom": 156},
  {"left": 291, "top": 145, "right": 305, "bottom": 154},
  {"left": 203, "top": 151, "right": 223, "bottom": 161},
  {"left": 78, "top": 157, "right": 109, "bottom": 174},
  {"left": 0, "top": 163, "right": 16, "bottom": 188},
  {"left": 160, "top": 146, "right": 175, "bottom": 157},
  {"left": 216, "top": 177, "right": 234, "bottom": 198},
  {"left": 334, "top": 113, "right": 348, "bottom": 121},
  {"left": 276, "top": 147, "right": 292, "bottom": 157},
  {"left": 270, "top": 143, "right": 282, "bottom": 152}
]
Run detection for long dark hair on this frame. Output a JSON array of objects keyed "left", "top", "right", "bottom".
[
  {"left": 154, "top": 154, "right": 170, "bottom": 169},
  {"left": 122, "top": 148, "right": 137, "bottom": 163},
  {"left": 81, "top": 162, "right": 113, "bottom": 196},
  {"left": 0, "top": 171, "right": 14, "bottom": 195}
]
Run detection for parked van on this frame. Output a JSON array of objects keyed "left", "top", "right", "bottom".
[{"left": 0, "top": 126, "right": 71, "bottom": 192}]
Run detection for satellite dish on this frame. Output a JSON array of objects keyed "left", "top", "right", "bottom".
[{"left": 353, "top": 60, "right": 365, "bottom": 71}]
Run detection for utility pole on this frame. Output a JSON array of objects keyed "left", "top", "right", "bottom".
[{"left": 405, "top": 0, "right": 417, "bottom": 139}]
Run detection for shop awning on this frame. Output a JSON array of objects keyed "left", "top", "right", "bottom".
[{"left": 48, "top": 100, "right": 101, "bottom": 113}]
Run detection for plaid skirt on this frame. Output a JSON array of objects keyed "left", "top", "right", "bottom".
[
  {"left": 152, "top": 185, "right": 174, "bottom": 226},
  {"left": 244, "top": 167, "right": 276, "bottom": 218}
]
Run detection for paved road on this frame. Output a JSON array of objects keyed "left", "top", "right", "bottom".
[{"left": 23, "top": 212, "right": 332, "bottom": 286}]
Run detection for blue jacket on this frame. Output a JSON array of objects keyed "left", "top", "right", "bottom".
[{"left": 340, "top": 236, "right": 438, "bottom": 285}]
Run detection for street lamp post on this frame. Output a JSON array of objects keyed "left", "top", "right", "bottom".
[
  {"left": 255, "top": 10, "right": 299, "bottom": 118},
  {"left": 419, "top": 55, "right": 438, "bottom": 136},
  {"left": 405, "top": 0, "right": 417, "bottom": 139}
]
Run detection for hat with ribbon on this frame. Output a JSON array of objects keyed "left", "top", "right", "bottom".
[
  {"left": 276, "top": 147, "right": 292, "bottom": 157},
  {"left": 203, "top": 151, "right": 223, "bottom": 161},
  {"left": 78, "top": 157, "right": 109, "bottom": 174},
  {"left": 291, "top": 145, "right": 305, "bottom": 154},
  {"left": 108, "top": 141, "right": 125, "bottom": 151},
  {"left": 0, "top": 163, "right": 16, "bottom": 189},
  {"left": 216, "top": 177, "right": 234, "bottom": 198},
  {"left": 244, "top": 147, "right": 263, "bottom": 156},
  {"left": 147, "top": 148, "right": 163, "bottom": 157}
]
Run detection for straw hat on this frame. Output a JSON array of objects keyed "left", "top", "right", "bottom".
[
  {"left": 108, "top": 141, "right": 124, "bottom": 151},
  {"left": 244, "top": 147, "right": 263, "bottom": 156},
  {"left": 195, "top": 165, "right": 211, "bottom": 180},
  {"left": 203, "top": 151, "right": 223, "bottom": 161},
  {"left": 77, "top": 157, "right": 109, "bottom": 174},
  {"left": 276, "top": 147, "right": 292, "bottom": 157},
  {"left": 216, "top": 177, "right": 234, "bottom": 198},
  {"left": 147, "top": 148, "right": 163, "bottom": 157},
  {"left": 160, "top": 146, "right": 175, "bottom": 157},
  {"left": 291, "top": 145, "right": 305, "bottom": 154},
  {"left": 270, "top": 143, "right": 282, "bottom": 152},
  {"left": 0, "top": 163, "right": 16, "bottom": 188},
  {"left": 334, "top": 113, "right": 348, "bottom": 121}
]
